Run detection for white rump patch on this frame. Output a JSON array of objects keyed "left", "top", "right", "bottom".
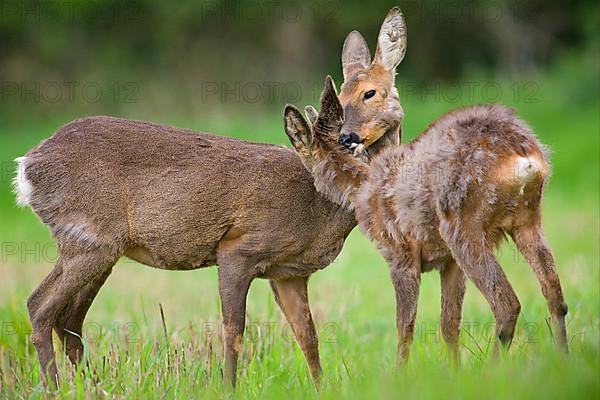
[
  {"left": 495, "top": 154, "right": 547, "bottom": 195},
  {"left": 514, "top": 156, "right": 542, "bottom": 182},
  {"left": 504, "top": 155, "right": 546, "bottom": 195},
  {"left": 13, "top": 156, "right": 33, "bottom": 207}
]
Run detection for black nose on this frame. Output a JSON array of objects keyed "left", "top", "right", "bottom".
[{"left": 339, "top": 132, "right": 362, "bottom": 148}]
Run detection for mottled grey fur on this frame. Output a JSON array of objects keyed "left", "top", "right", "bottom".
[{"left": 285, "top": 76, "right": 568, "bottom": 365}]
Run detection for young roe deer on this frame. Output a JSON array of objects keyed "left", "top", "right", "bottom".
[
  {"left": 283, "top": 76, "right": 569, "bottom": 364},
  {"left": 13, "top": 114, "right": 380, "bottom": 387}
]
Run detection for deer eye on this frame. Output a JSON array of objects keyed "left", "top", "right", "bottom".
[{"left": 364, "top": 90, "right": 376, "bottom": 100}]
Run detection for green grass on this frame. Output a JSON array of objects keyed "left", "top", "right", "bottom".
[{"left": 0, "top": 56, "right": 598, "bottom": 398}]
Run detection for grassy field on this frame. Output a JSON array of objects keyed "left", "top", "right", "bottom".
[{"left": 0, "top": 56, "right": 598, "bottom": 398}]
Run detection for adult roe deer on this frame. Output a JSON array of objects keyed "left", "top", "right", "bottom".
[
  {"left": 283, "top": 76, "right": 569, "bottom": 365},
  {"left": 13, "top": 113, "right": 392, "bottom": 386}
]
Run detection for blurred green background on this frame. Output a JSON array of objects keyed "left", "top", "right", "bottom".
[{"left": 0, "top": 0, "right": 598, "bottom": 398}]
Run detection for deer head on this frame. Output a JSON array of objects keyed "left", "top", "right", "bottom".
[
  {"left": 284, "top": 76, "right": 368, "bottom": 209},
  {"left": 338, "top": 7, "right": 407, "bottom": 156},
  {"left": 283, "top": 76, "right": 343, "bottom": 167}
]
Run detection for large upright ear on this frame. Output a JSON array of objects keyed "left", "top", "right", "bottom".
[
  {"left": 342, "top": 30, "right": 371, "bottom": 80},
  {"left": 372, "top": 7, "right": 407, "bottom": 72},
  {"left": 316, "top": 76, "right": 344, "bottom": 133},
  {"left": 284, "top": 105, "right": 312, "bottom": 150}
]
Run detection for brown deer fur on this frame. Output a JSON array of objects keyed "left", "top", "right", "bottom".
[
  {"left": 13, "top": 115, "right": 373, "bottom": 387},
  {"left": 284, "top": 76, "right": 568, "bottom": 365}
]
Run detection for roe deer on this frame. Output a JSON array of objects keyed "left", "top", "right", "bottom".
[
  {"left": 283, "top": 76, "right": 568, "bottom": 365},
  {"left": 13, "top": 115, "right": 376, "bottom": 387}
]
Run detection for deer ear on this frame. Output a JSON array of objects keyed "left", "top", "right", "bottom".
[
  {"left": 373, "top": 7, "right": 407, "bottom": 72},
  {"left": 317, "top": 76, "right": 344, "bottom": 131},
  {"left": 304, "top": 105, "right": 318, "bottom": 125},
  {"left": 284, "top": 105, "right": 312, "bottom": 149},
  {"left": 342, "top": 30, "right": 371, "bottom": 80}
]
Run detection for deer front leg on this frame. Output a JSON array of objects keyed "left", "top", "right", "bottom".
[
  {"left": 390, "top": 241, "right": 421, "bottom": 364},
  {"left": 217, "top": 262, "right": 252, "bottom": 388},
  {"left": 512, "top": 224, "right": 568, "bottom": 352},
  {"left": 440, "top": 260, "right": 466, "bottom": 365},
  {"left": 270, "top": 277, "right": 321, "bottom": 386}
]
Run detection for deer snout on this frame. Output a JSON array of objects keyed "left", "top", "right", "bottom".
[{"left": 339, "top": 132, "right": 363, "bottom": 150}]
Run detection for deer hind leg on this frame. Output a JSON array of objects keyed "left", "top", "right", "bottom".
[
  {"left": 390, "top": 241, "right": 421, "bottom": 365},
  {"left": 440, "top": 260, "right": 466, "bottom": 365},
  {"left": 216, "top": 253, "right": 253, "bottom": 388},
  {"left": 439, "top": 220, "right": 521, "bottom": 355},
  {"left": 511, "top": 224, "right": 568, "bottom": 352},
  {"left": 270, "top": 277, "right": 321, "bottom": 386},
  {"left": 27, "top": 247, "right": 118, "bottom": 386},
  {"left": 54, "top": 267, "right": 113, "bottom": 365}
]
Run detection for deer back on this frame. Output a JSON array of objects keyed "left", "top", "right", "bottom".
[{"left": 17, "top": 116, "right": 356, "bottom": 273}]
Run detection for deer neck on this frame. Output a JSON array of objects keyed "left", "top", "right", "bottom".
[
  {"left": 368, "top": 125, "right": 401, "bottom": 156},
  {"left": 309, "top": 143, "right": 369, "bottom": 211}
]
